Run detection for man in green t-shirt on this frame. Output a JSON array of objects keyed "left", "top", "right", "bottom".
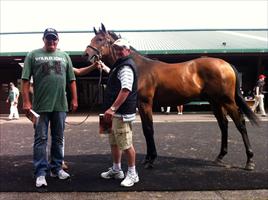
[{"left": 21, "top": 28, "right": 78, "bottom": 188}]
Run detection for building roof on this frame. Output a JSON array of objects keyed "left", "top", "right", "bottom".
[{"left": 0, "top": 29, "right": 267, "bottom": 57}]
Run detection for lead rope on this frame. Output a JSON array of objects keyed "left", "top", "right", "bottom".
[{"left": 65, "top": 61, "right": 103, "bottom": 126}]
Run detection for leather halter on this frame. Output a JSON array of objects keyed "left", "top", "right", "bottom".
[
  {"left": 87, "top": 45, "right": 101, "bottom": 60},
  {"left": 87, "top": 35, "right": 116, "bottom": 63}
]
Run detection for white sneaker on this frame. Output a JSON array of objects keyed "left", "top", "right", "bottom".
[
  {"left": 36, "top": 176, "right": 47, "bottom": 187},
  {"left": 120, "top": 171, "right": 139, "bottom": 187},
  {"left": 101, "top": 167, "right": 124, "bottom": 179},
  {"left": 51, "top": 169, "right": 70, "bottom": 180}
]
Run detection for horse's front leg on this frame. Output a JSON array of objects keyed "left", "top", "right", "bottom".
[{"left": 138, "top": 101, "right": 157, "bottom": 169}]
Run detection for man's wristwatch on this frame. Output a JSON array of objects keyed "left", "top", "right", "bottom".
[{"left": 110, "top": 106, "right": 116, "bottom": 112}]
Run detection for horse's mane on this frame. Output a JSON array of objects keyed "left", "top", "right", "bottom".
[
  {"left": 94, "top": 24, "right": 146, "bottom": 57},
  {"left": 107, "top": 31, "right": 120, "bottom": 41},
  {"left": 108, "top": 31, "right": 146, "bottom": 57}
]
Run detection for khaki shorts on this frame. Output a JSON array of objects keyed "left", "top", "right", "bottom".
[{"left": 109, "top": 117, "right": 133, "bottom": 150}]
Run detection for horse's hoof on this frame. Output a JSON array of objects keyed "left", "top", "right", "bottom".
[
  {"left": 141, "top": 158, "right": 149, "bottom": 165},
  {"left": 214, "top": 158, "right": 231, "bottom": 168},
  {"left": 141, "top": 157, "right": 155, "bottom": 169},
  {"left": 141, "top": 156, "right": 156, "bottom": 165},
  {"left": 144, "top": 162, "right": 154, "bottom": 169},
  {"left": 245, "top": 162, "right": 255, "bottom": 171},
  {"left": 214, "top": 158, "right": 224, "bottom": 165}
]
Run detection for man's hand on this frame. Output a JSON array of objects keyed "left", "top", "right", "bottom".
[
  {"left": 70, "top": 99, "right": 78, "bottom": 112},
  {"left": 104, "top": 107, "right": 115, "bottom": 123},
  {"left": 255, "top": 95, "right": 260, "bottom": 100},
  {"left": 69, "top": 80, "right": 78, "bottom": 112},
  {"left": 96, "top": 61, "right": 110, "bottom": 73},
  {"left": 23, "top": 100, "right": 32, "bottom": 113},
  {"left": 95, "top": 61, "right": 103, "bottom": 70}
]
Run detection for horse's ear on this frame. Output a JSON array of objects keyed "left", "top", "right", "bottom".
[
  {"left": 101, "top": 23, "right": 107, "bottom": 33},
  {"left": 93, "top": 27, "right": 98, "bottom": 35}
]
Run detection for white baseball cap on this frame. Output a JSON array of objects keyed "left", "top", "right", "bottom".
[{"left": 113, "top": 38, "right": 130, "bottom": 49}]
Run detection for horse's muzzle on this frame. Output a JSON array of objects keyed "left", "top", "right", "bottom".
[
  {"left": 81, "top": 53, "right": 99, "bottom": 64},
  {"left": 90, "top": 54, "right": 100, "bottom": 63}
]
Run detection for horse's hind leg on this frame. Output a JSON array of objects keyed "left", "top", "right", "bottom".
[
  {"left": 138, "top": 101, "right": 157, "bottom": 169},
  {"left": 212, "top": 105, "right": 229, "bottom": 165},
  {"left": 224, "top": 103, "right": 255, "bottom": 170}
]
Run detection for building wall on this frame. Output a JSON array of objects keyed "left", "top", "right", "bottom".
[{"left": 0, "top": 53, "right": 267, "bottom": 114}]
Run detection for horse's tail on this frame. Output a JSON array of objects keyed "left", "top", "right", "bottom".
[{"left": 231, "top": 64, "right": 259, "bottom": 125}]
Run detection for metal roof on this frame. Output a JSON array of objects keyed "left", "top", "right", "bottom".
[{"left": 0, "top": 29, "right": 267, "bottom": 57}]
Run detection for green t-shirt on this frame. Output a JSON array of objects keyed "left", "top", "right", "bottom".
[{"left": 21, "top": 48, "right": 76, "bottom": 112}]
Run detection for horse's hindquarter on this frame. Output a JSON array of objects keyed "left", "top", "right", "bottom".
[{"left": 195, "top": 58, "right": 236, "bottom": 99}]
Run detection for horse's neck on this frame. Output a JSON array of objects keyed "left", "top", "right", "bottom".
[
  {"left": 103, "top": 49, "right": 151, "bottom": 67},
  {"left": 131, "top": 50, "right": 153, "bottom": 66},
  {"left": 103, "top": 46, "right": 117, "bottom": 66},
  {"left": 103, "top": 56, "right": 116, "bottom": 67}
]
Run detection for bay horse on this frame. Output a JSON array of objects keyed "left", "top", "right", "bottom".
[{"left": 84, "top": 24, "right": 258, "bottom": 170}]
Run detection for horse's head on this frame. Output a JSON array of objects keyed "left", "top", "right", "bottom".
[{"left": 83, "top": 23, "right": 120, "bottom": 65}]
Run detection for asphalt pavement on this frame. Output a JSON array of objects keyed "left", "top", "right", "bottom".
[{"left": 0, "top": 112, "right": 267, "bottom": 200}]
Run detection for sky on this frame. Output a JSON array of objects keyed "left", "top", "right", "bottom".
[{"left": 1, "top": 0, "right": 268, "bottom": 33}]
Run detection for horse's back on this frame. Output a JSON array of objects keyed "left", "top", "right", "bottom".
[
  {"left": 138, "top": 56, "right": 234, "bottom": 80},
  {"left": 135, "top": 55, "right": 237, "bottom": 104},
  {"left": 155, "top": 57, "right": 235, "bottom": 92}
]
